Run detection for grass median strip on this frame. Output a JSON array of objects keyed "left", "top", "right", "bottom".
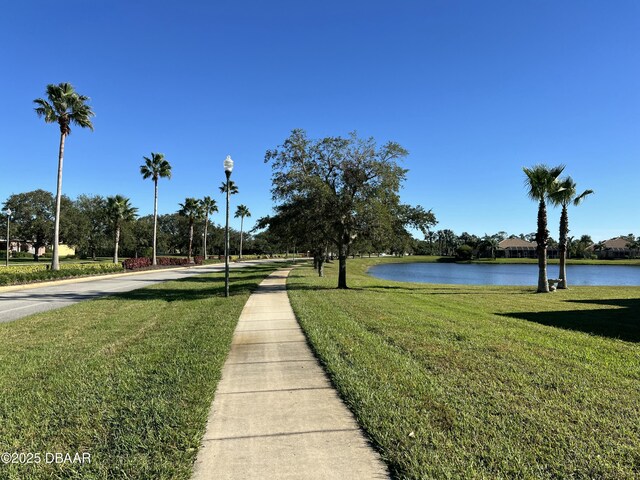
[
  {"left": 287, "top": 259, "right": 640, "bottom": 479},
  {"left": 0, "top": 263, "right": 280, "bottom": 479}
]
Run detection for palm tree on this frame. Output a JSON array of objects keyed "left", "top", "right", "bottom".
[
  {"left": 549, "top": 177, "right": 594, "bottom": 289},
  {"left": 219, "top": 180, "right": 239, "bottom": 195},
  {"left": 523, "top": 164, "right": 565, "bottom": 293},
  {"left": 34, "top": 83, "right": 95, "bottom": 271},
  {"left": 234, "top": 205, "right": 251, "bottom": 259},
  {"left": 200, "top": 196, "right": 218, "bottom": 259},
  {"left": 106, "top": 195, "right": 137, "bottom": 264},
  {"left": 178, "top": 198, "right": 203, "bottom": 262},
  {"left": 140, "top": 152, "right": 172, "bottom": 266}
]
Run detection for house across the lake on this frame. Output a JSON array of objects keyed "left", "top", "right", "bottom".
[
  {"left": 594, "top": 237, "right": 634, "bottom": 259},
  {"left": 497, "top": 237, "right": 559, "bottom": 259}
]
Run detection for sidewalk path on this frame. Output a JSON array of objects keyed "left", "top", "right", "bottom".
[{"left": 191, "top": 268, "right": 388, "bottom": 479}]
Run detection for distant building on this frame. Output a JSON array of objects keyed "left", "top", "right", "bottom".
[
  {"left": 497, "top": 237, "right": 559, "bottom": 259},
  {"left": 594, "top": 237, "right": 632, "bottom": 259},
  {"left": 0, "top": 239, "right": 75, "bottom": 258}
]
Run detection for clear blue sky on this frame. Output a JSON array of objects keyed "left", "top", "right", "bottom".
[{"left": 1, "top": 0, "right": 638, "bottom": 241}]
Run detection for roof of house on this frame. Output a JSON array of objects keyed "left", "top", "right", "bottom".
[
  {"left": 601, "top": 237, "right": 631, "bottom": 249},
  {"left": 498, "top": 237, "right": 536, "bottom": 249}
]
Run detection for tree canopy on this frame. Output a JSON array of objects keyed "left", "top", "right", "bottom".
[{"left": 264, "top": 129, "right": 436, "bottom": 288}]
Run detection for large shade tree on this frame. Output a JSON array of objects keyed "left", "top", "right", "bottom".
[
  {"left": 523, "top": 164, "right": 565, "bottom": 293},
  {"left": 200, "top": 196, "right": 218, "bottom": 259},
  {"left": 234, "top": 204, "right": 251, "bottom": 259},
  {"left": 140, "top": 152, "right": 172, "bottom": 265},
  {"left": 34, "top": 83, "right": 95, "bottom": 270},
  {"left": 106, "top": 195, "right": 137, "bottom": 264},
  {"left": 2, "top": 190, "right": 73, "bottom": 261},
  {"left": 549, "top": 177, "right": 594, "bottom": 289},
  {"left": 265, "top": 129, "right": 436, "bottom": 288},
  {"left": 178, "top": 198, "right": 203, "bottom": 262}
]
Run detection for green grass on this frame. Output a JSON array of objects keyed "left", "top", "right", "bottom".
[
  {"left": 287, "top": 259, "right": 640, "bottom": 479},
  {"left": 0, "top": 264, "right": 281, "bottom": 479}
]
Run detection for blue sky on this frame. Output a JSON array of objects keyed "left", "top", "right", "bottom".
[{"left": 1, "top": 0, "right": 638, "bottom": 241}]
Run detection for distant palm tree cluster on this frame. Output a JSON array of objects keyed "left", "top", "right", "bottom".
[{"left": 27, "top": 83, "right": 252, "bottom": 266}]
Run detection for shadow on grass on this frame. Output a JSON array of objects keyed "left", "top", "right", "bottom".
[
  {"left": 500, "top": 298, "right": 640, "bottom": 342},
  {"left": 105, "top": 265, "right": 279, "bottom": 303}
]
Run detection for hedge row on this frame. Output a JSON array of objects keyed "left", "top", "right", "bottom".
[
  {"left": 0, "top": 263, "right": 124, "bottom": 286},
  {"left": 122, "top": 256, "right": 204, "bottom": 270}
]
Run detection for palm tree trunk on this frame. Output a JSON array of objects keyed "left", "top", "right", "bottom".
[
  {"left": 558, "top": 205, "right": 569, "bottom": 289},
  {"left": 203, "top": 217, "right": 208, "bottom": 260},
  {"left": 114, "top": 226, "right": 120, "bottom": 264},
  {"left": 52, "top": 132, "right": 66, "bottom": 271},
  {"left": 152, "top": 179, "right": 158, "bottom": 265},
  {"left": 239, "top": 216, "right": 244, "bottom": 259},
  {"left": 188, "top": 223, "right": 194, "bottom": 262},
  {"left": 536, "top": 198, "right": 549, "bottom": 293}
]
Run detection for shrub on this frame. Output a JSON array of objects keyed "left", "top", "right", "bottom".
[
  {"left": 0, "top": 263, "right": 124, "bottom": 286},
  {"left": 455, "top": 245, "right": 474, "bottom": 261},
  {"left": 123, "top": 258, "right": 152, "bottom": 270}
]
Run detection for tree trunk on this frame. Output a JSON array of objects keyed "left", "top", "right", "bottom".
[
  {"left": 188, "top": 223, "right": 194, "bottom": 262},
  {"left": 152, "top": 179, "right": 158, "bottom": 265},
  {"left": 337, "top": 237, "right": 349, "bottom": 289},
  {"left": 203, "top": 218, "right": 208, "bottom": 260},
  {"left": 535, "top": 198, "right": 549, "bottom": 293},
  {"left": 558, "top": 205, "right": 568, "bottom": 289},
  {"left": 113, "top": 226, "right": 120, "bottom": 264},
  {"left": 52, "top": 132, "right": 66, "bottom": 271}
]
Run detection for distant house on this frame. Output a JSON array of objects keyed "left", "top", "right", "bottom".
[
  {"left": 497, "top": 238, "right": 536, "bottom": 258},
  {"left": 0, "top": 239, "right": 75, "bottom": 258},
  {"left": 497, "top": 237, "right": 559, "bottom": 259},
  {"left": 595, "top": 237, "right": 632, "bottom": 259}
]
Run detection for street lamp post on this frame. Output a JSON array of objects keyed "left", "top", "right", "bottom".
[
  {"left": 4, "top": 208, "right": 11, "bottom": 267},
  {"left": 223, "top": 155, "right": 234, "bottom": 297}
]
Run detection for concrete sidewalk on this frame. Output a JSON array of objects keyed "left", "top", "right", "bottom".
[{"left": 191, "top": 268, "right": 388, "bottom": 479}]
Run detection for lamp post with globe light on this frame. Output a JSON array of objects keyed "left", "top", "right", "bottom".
[{"left": 223, "top": 155, "right": 234, "bottom": 297}]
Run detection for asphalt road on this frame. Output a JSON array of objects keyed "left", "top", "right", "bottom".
[{"left": 0, "top": 260, "right": 288, "bottom": 324}]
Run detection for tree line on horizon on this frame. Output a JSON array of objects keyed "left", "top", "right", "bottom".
[{"left": 1, "top": 190, "right": 261, "bottom": 263}]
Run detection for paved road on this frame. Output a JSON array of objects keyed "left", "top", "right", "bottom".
[{"left": 0, "top": 260, "right": 288, "bottom": 324}]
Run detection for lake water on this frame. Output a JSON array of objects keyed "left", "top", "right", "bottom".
[{"left": 368, "top": 263, "right": 640, "bottom": 286}]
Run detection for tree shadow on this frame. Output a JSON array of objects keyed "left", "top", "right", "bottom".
[
  {"left": 499, "top": 298, "right": 640, "bottom": 342},
  {"left": 103, "top": 265, "right": 279, "bottom": 303}
]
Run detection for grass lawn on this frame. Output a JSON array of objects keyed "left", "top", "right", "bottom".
[
  {"left": 0, "top": 263, "right": 281, "bottom": 479},
  {"left": 287, "top": 258, "right": 640, "bottom": 479}
]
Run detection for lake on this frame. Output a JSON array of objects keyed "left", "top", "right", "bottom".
[{"left": 368, "top": 262, "right": 640, "bottom": 286}]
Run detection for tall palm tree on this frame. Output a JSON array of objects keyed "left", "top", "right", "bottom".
[
  {"left": 219, "top": 180, "right": 239, "bottom": 195},
  {"left": 106, "top": 195, "right": 137, "bottom": 264},
  {"left": 178, "top": 198, "right": 203, "bottom": 262},
  {"left": 200, "top": 196, "right": 218, "bottom": 259},
  {"left": 234, "top": 204, "right": 251, "bottom": 259},
  {"left": 34, "top": 83, "right": 95, "bottom": 271},
  {"left": 140, "top": 152, "right": 172, "bottom": 265},
  {"left": 523, "top": 164, "right": 565, "bottom": 293},
  {"left": 549, "top": 177, "right": 594, "bottom": 289}
]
